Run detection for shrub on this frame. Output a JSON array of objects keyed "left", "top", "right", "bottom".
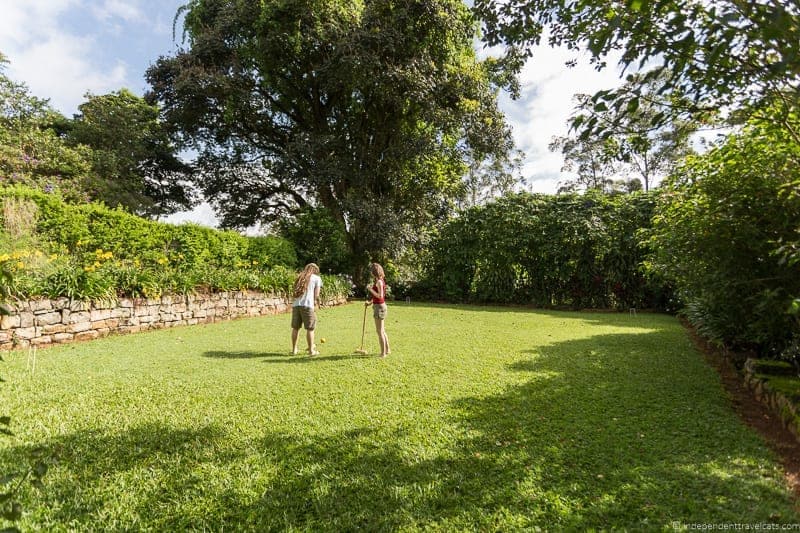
[
  {"left": 278, "top": 207, "right": 350, "bottom": 274},
  {"left": 647, "top": 107, "right": 800, "bottom": 357},
  {"left": 419, "top": 191, "right": 669, "bottom": 309},
  {"left": 246, "top": 236, "right": 297, "bottom": 268},
  {"left": 0, "top": 185, "right": 353, "bottom": 303}
]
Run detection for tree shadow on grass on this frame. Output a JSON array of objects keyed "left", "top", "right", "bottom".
[
  {"left": 202, "top": 349, "right": 370, "bottom": 363},
  {"left": 203, "top": 350, "right": 288, "bottom": 359},
  {"left": 227, "top": 332, "right": 799, "bottom": 530},
  {"left": 5, "top": 332, "right": 797, "bottom": 530},
  {"left": 259, "top": 354, "right": 372, "bottom": 363},
  {"left": 0, "top": 422, "right": 227, "bottom": 529},
  {"left": 443, "top": 332, "right": 798, "bottom": 528}
]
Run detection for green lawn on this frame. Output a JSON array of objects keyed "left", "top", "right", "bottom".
[{"left": 1, "top": 303, "right": 797, "bottom": 530}]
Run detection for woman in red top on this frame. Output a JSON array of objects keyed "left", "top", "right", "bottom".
[{"left": 365, "top": 262, "right": 391, "bottom": 358}]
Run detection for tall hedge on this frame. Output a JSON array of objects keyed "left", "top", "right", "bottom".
[
  {"left": 0, "top": 185, "right": 297, "bottom": 271},
  {"left": 416, "top": 191, "right": 671, "bottom": 310},
  {"left": 0, "top": 185, "right": 336, "bottom": 301},
  {"left": 647, "top": 109, "right": 800, "bottom": 358}
]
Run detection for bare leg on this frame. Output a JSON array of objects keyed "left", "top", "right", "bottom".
[
  {"left": 307, "top": 328, "right": 317, "bottom": 355},
  {"left": 374, "top": 317, "right": 388, "bottom": 357},
  {"left": 291, "top": 328, "right": 300, "bottom": 354}
]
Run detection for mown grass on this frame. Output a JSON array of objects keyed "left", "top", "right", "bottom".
[{"left": 1, "top": 303, "right": 798, "bottom": 530}]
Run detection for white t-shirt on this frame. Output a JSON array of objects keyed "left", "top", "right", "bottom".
[{"left": 293, "top": 274, "right": 322, "bottom": 308}]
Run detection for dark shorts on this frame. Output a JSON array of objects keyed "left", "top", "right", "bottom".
[
  {"left": 373, "top": 303, "right": 387, "bottom": 320},
  {"left": 291, "top": 306, "right": 317, "bottom": 330}
]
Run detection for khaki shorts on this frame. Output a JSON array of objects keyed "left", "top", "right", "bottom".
[
  {"left": 291, "top": 306, "right": 317, "bottom": 330},
  {"left": 373, "top": 303, "right": 388, "bottom": 320}
]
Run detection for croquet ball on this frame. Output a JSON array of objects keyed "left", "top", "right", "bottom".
[{"left": 320, "top": 338, "right": 327, "bottom": 343}]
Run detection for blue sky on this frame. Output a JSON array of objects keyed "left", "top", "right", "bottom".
[{"left": 0, "top": 0, "right": 624, "bottom": 225}]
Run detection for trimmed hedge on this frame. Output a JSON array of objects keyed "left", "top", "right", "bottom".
[
  {"left": 0, "top": 185, "right": 350, "bottom": 302},
  {"left": 415, "top": 191, "right": 673, "bottom": 310}
]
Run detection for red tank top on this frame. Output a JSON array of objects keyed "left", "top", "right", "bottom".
[{"left": 371, "top": 279, "right": 386, "bottom": 304}]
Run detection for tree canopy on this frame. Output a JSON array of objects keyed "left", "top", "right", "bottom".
[
  {"left": 0, "top": 54, "right": 193, "bottom": 216},
  {"left": 66, "top": 90, "right": 194, "bottom": 217},
  {"left": 552, "top": 72, "right": 697, "bottom": 193},
  {"left": 0, "top": 54, "right": 92, "bottom": 202},
  {"left": 146, "top": 0, "right": 514, "bottom": 269},
  {"left": 473, "top": 0, "right": 800, "bottom": 138}
]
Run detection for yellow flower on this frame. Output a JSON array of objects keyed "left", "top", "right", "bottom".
[
  {"left": 0, "top": 254, "right": 10, "bottom": 262},
  {"left": 15, "top": 261, "right": 24, "bottom": 269}
]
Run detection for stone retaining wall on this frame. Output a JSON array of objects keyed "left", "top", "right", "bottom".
[
  {"left": 743, "top": 358, "right": 800, "bottom": 443},
  {"left": 0, "top": 292, "right": 346, "bottom": 350}
]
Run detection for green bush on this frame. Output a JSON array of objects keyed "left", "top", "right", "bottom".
[
  {"left": 647, "top": 107, "right": 800, "bottom": 357},
  {"left": 278, "top": 207, "right": 351, "bottom": 274},
  {"left": 417, "top": 192, "right": 670, "bottom": 310},
  {"left": 247, "top": 236, "right": 298, "bottom": 269},
  {"left": 0, "top": 185, "right": 351, "bottom": 303}
]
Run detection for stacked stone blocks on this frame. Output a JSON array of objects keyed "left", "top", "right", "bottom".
[{"left": 0, "top": 291, "right": 345, "bottom": 350}]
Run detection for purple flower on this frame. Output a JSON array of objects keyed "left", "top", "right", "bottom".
[{"left": 44, "top": 183, "right": 55, "bottom": 193}]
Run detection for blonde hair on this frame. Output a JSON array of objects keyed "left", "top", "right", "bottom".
[
  {"left": 370, "top": 262, "right": 385, "bottom": 280},
  {"left": 293, "top": 263, "right": 320, "bottom": 298}
]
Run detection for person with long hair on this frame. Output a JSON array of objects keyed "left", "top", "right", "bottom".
[
  {"left": 364, "top": 262, "right": 391, "bottom": 358},
  {"left": 291, "top": 263, "right": 323, "bottom": 356}
]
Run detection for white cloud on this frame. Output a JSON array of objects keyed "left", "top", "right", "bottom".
[
  {"left": 499, "top": 44, "right": 625, "bottom": 193},
  {"left": 8, "top": 38, "right": 128, "bottom": 115},
  {"left": 162, "top": 202, "right": 219, "bottom": 228},
  {"left": 0, "top": 0, "right": 78, "bottom": 46},
  {"left": 0, "top": 0, "right": 142, "bottom": 115},
  {"left": 91, "top": 0, "right": 145, "bottom": 23}
]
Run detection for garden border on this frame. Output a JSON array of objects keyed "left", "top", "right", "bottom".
[
  {"left": 0, "top": 291, "right": 347, "bottom": 350},
  {"left": 684, "top": 321, "right": 800, "bottom": 503},
  {"left": 743, "top": 358, "right": 800, "bottom": 443}
]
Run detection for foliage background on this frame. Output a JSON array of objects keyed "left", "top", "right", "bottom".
[
  {"left": 0, "top": 185, "right": 350, "bottom": 303},
  {"left": 414, "top": 191, "right": 673, "bottom": 311},
  {"left": 647, "top": 108, "right": 800, "bottom": 360}
]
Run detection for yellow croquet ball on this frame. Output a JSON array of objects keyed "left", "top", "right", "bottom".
[{"left": 320, "top": 338, "right": 327, "bottom": 343}]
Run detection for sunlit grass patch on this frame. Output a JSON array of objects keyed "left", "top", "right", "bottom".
[{"left": 1, "top": 303, "right": 797, "bottom": 530}]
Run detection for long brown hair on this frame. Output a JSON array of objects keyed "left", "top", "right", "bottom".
[
  {"left": 293, "top": 263, "right": 320, "bottom": 298},
  {"left": 370, "top": 262, "right": 385, "bottom": 280}
]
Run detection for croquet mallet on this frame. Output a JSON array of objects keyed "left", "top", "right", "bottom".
[{"left": 354, "top": 299, "right": 369, "bottom": 355}]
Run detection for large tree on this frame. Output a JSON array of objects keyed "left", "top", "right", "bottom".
[
  {"left": 0, "top": 54, "right": 92, "bottom": 201},
  {"left": 66, "top": 89, "right": 194, "bottom": 217},
  {"left": 548, "top": 132, "right": 618, "bottom": 193},
  {"left": 553, "top": 73, "right": 698, "bottom": 192},
  {"left": 473, "top": 0, "right": 800, "bottom": 139},
  {"left": 146, "top": 0, "right": 513, "bottom": 270}
]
